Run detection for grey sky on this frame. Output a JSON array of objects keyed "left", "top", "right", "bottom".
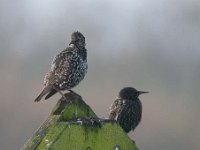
[{"left": 0, "top": 0, "right": 200, "bottom": 149}]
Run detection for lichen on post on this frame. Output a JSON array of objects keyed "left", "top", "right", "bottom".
[{"left": 21, "top": 92, "right": 139, "bottom": 150}]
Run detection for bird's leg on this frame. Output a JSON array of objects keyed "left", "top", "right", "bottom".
[
  {"left": 58, "top": 90, "right": 66, "bottom": 101},
  {"left": 53, "top": 86, "right": 68, "bottom": 102}
]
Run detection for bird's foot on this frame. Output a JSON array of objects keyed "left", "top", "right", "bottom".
[
  {"left": 53, "top": 86, "right": 71, "bottom": 103},
  {"left": 61, "top": 95, "right": 72, "bottom": 104}
]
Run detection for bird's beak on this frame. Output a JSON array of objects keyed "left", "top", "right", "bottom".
[{"left": 138, "top": 91, "right": 149, "bottom": 95}]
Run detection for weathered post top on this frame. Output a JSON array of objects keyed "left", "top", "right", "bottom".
[{"left": 21, "top": 92, "right": 139, "bottom": 150}]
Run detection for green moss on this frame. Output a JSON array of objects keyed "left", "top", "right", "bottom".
[
  {"left": 59, "top": 103, "right": 96, "bottom": 121},
  {"left": 21, "top": 115, "right": 60, "bottom": 150},
  {"left": 37, "top": 123, "right": 137, "bottom": 150},
  {"left": 52, "top": 93, "right": 96, "bottom": 121},
  {"left": 22, "top": 93, "right": 139, "bottom": 150}
]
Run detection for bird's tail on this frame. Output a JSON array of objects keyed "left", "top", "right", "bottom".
[
  {"left": 45, "top": 89, "right": 57, "bottom": 100},
  {"left": 34, "top": 86, "right": 52, "bottom": 102}
]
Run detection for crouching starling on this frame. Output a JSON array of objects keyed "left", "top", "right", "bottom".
[
  {"left": 109, "top": 87, "right": 148, "bottom": 133},
  {"left": 34, "top": 31, "right": 88, "bottom": 102}
]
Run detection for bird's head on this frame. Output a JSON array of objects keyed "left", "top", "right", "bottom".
[
  {"left": 118, "top": 87, "right": 148, "bottom": 100},
  {"left": 70, "top": 31, "right": 85, "bottom": 49}
]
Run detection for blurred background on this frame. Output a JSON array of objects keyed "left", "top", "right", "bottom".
[{"left": 0, "top": 0, "right": 200, "bottom": 149}]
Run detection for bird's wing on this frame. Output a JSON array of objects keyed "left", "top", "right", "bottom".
[
  {"left": 51, "top": 47, "right": 74, "bottom": 71},
  {"left": 35, "top": 47, "right": 75, "bottom": 102},
  {"left": 109, "top": 98, "right": 125, "bottom": 120},
  {"left": 44, "top": 47, "right": 74, "bottom": 86},
  {"left": 117, "top": 100, "right": 142, "bottom": 132}
]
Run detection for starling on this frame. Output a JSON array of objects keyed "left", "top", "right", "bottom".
[
  {"left": 109, "top": 87, "right": 148, "bottom": 133},
  {"left": 34, "top": 31, "right": 87, "bottom": 102}
]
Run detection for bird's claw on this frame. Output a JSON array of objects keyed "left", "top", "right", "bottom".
[{"left": 60, "top": 95, "right": 72, "bottom": 104}]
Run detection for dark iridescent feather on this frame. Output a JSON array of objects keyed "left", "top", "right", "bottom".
[
  {"left": 117, "top": 99, "right": 142, "bottom": 133},
  {"left": 109, "top": 87, "right": 147, "bottom": 133}
]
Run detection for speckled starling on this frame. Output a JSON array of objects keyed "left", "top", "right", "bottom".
[
  {"left": 109, "top": 87, "right": 148, "bottom": 133},
  {"left": 34, "top": 31, "right": 87, "bottom": 102}
]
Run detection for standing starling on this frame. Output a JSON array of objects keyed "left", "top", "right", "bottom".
[
  {"left": 109, "top": 87, "right": 148, "bottom": 133},
  {"left": 34, "top": 31, "right": 87, "bottom": 102}
]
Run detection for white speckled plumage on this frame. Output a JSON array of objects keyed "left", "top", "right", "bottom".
[{"left": 34, "top": 31, "right": 87, "bottom": 102}]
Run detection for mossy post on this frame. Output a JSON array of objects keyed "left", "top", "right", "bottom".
[{"left": 21, "top": 92, "right": 139, "bottom": 150}]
